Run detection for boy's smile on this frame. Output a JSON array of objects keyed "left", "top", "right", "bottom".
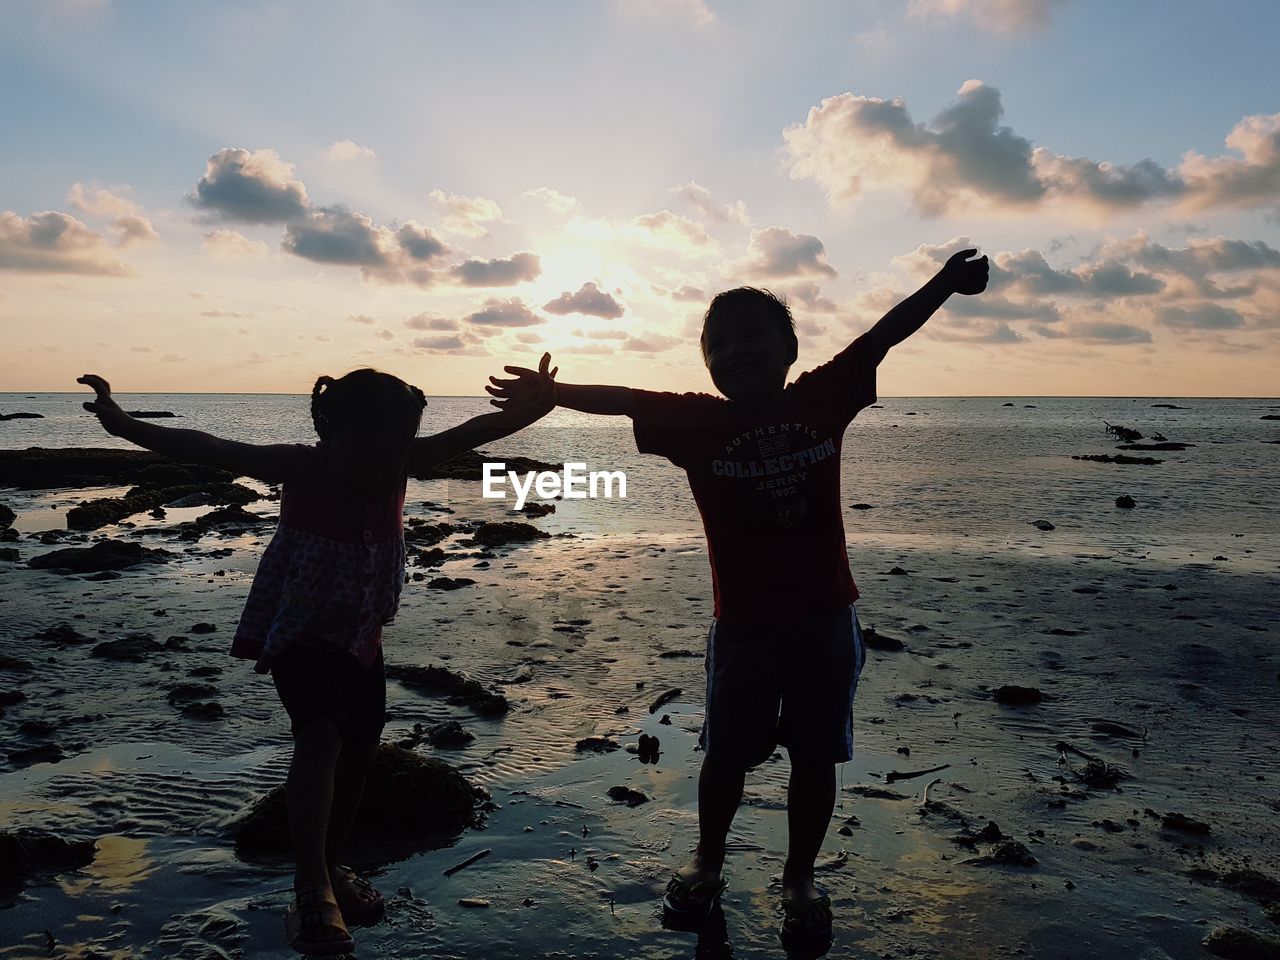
[{"left": 702, "top": 310, "right": 796, "bottom": 404}]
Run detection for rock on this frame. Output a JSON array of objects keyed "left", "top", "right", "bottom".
[
  {"left": 427, "top": 577, "right": 476, "bottom": 591},
  {"left": 18, "top": 719, "right": 56, "bottom": 737},
  {"left": 472, "top": 521, "right": 550, "bottom": 548},
  {"left": 1262, "top": 415, "right": 1280, "bottom": 421},
  {"left": 982, "top": 840, "right": 1038, "bottom": 867},
  {"left": 29, "top": 539, "right": 173, "bottom": 574},
  {"left": 607, "top": 785, "right": 650, "bottom": 807},
  {"left": 1202, "top": 926, "right": 1280, "bottom": 959},
  {"left": 1115, "top": 495, "right": 1136, "bottom": 509},
  {"left": 7, "top": 743, "right": 65, "bottom": 767},
  {"left": 1116, "top": 442, "right": 1192, "bottom": 451},
  {"left": 426, "top": 720, "right": 474, "bottom": 748},
  {"left": 1161, "top": 812, "right": 1210, "bottom": 834},
  {"left": 1072, "top": 454, "right": 1163, "bottom": 465},
  {"left": 1221, "top": 869, "right": 1280, "bottom": 903},
  {"left": 1151, "top": 403, "right": 1186, "bottom": 409},
  {"left": 167, "top": 683, "right": 219, "bottom": 705},
  {"left": 124, "top": 410, "right": 178, "bottom": 418},
  {"left": 0, "top": 690, "right": 27, "bottom": 707},
  {"left": 575, "top": 736, "right": 620, "bottom": 754},
  {"left": 176, "top": 505, "right": 273, "bottom": 540},
  {"left": 1001, "top": 402, "right": 1014, "bottom": 407},
  {"left": 0, "top": 655, "right": 35, "bottom": 672},
  {"left": 519, "top": 502, "right": 556, "bottom": 517},
  {"left": 993, "top": 685, "right": 1043, "bottom": 705},
  {"left": 887, "top": 565, "right": 909, "bottom": 575},
  {"left": 458, "top": 898, "right": 490, "bottom": 909},
  {"left": 0, "top": 829, "right": 96, "bottom": 896},
  {"left": 181, "top": 702, "right": 225, "bottom": 720},
  {"left": 0, "top": 547, "right": 17, "bottom": 562},
  {"left": 1030, "top": 520, "right": 1055, "bottom": 531},
  {"left": 66, "top": 482, "right": 260, "bottom": 530},
  {"left": 849, "top": 503, "right": 875, "bottom": 510},
  {"left": 230, "top": 744, "right": 485, "bottom": 856},
  {"left": 0, "top": 503, "right": 14, "bottom": 529},
  {"left": 412, "top": 547, "right": 447, "bottom": 567},
  {"left": 386, "top": 663, "right": 510, "bottom": 716},
  {"left": 0, "top": 448, "right": 238, "bottom": 492},
  {"left": 190, "top": 622, "right": 217, "bottom": 634},
  {"left": 861, "top": 627, "right": 903, "bottom": 652},
  {"left": 0, "top": 412, "right": 44, "bottom": 420},
  {"left": 91, "top": 633, "right": 162, "bottom": 662}
]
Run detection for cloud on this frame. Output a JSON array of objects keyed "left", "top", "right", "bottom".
[
  {"left": 203, "top": 228, "right": 270, "bottom": 258},
  {"left": 575, "top": 328, "right": 630, "bottom": 340},
  {"left": 624, "top": 333, "right": 683, "bottom": 353},
  {"left": 907, "top": 0, "right": 1067, "bottom": 34},
  {"left": 672, "top": 181, "right": 749, "bottom": 225},
  {"left": 670, "top": 284, "right": 707, "bottom": 302},
  {"left": 283, "top": 206, "right": 388, "bottom": 266},
  {"left": 523, "top": 187, "right": 579, "bottom": 214},
  {"left": 743, "top": 226, "right": 837, "bottom": 278},
  {"left": 0, "top": 210, "right": 131, "bottom": 275},
  {"left": 348, "top": 314, "right": 377, "bottom": 325},
  {"left": 515, "top": 332, "right": 544, "bottom": 344},
  {"left": 1031, "top": 321, "right": 1152, "bottom": 344},
  {"left": 395, "top": 221, "right": 451, "bottom": 262},
  {"left": 449, "top": 251, "right": 541, "bottom": 287},
  {"left": 620, "top": 0, "right": 713, "bottom": 27},
  {"left": 405, "top": 313, "right": 458, "bottom": 331},
  {"left": 66, "top": 182, "right": 156, "bottom": 246},
  {"left": 429, "top": 189, "right": 505, "bottom": 238},
  {"left": 785, "top": 82, "right": 1280, "bottom": 219},
  {"left": 1157, "top": 303, "right": 1246, "bottom": 330},
  {"left": 544, "top": 281, "right": 624, "bottom": 318},
  {"left": 777, "top": 280, "right": 838, "bottom": 312},
  {"left": 323, "top": 140, "right": 376, "bottom": 162},
  {"left": 632, "top": 210, "right": 715, "bottom": 249},
  {"left": 411, "top": 332, "right": 487, "bottom": 355},
  {"left": 190, "top": 147, "right": 311, "bottom": 223},
  {"left": 929, "top": 318, "right": 1025, "bottom": 343},
  {"left": 466, "top": 297, "right": 544, "bottom": 328}
]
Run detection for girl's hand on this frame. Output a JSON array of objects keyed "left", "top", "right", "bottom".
[
  {"left": 485, "top": 352, "right": 558, "bottom": 416},
  {"left": 77, "top": 373, "right": 132, "bottom": 436},
  {"left": 940, "top": 248, "right": 989, "bottom": 296}
]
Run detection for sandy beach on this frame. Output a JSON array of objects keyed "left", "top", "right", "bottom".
[{"left": 2, "top": 425, "right": 1279, "bottom": 960}]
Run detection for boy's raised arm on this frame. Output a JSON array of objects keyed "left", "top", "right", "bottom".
[
  {"left": 78, "top": 374, "right": 304, "bottom": 482},
  {"left": 859, "top": 248, "right": 989, "bottom": 361},
  {"left": 406, "top": 353, "right": 559, "bottom": 473}
]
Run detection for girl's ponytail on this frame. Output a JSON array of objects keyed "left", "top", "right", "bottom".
[{"left": 311, "top": 375, "right": 336, "bottom": 439}]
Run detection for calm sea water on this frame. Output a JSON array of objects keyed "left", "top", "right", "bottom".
[{"left": 3, "top": 392, "right": 1278, "bottom": 572}]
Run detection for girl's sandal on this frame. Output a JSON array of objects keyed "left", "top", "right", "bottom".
[
  {"left": 779, "top": 892, "right": 834, "bottom": 944},
  {"left": 332, "top": 864, "right": 385, "bottom": 925},
  {"left": 662, "top": 872, "right": 728, "bottom": 921},
  {"left": 285, "top": 888, "right": 355, "bottom": 956}
]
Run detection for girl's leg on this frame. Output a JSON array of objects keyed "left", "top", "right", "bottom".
[
  {"left": 286, "top": 718, "right": 343, "bottom": 894},
  {"left": 325, "top": 741, "right": 378, "bottom": 873}
]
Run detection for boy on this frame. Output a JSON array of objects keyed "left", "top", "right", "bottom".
[{"left": 490, "top": 248, "right": 988, "bottom": 944}]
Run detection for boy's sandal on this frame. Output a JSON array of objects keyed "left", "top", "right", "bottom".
[
  {"left": 285, "top": 888, "right": 355, "bottom": 955},
  {"left": 332, "top": 864, "right": 384, "bottom": 924},
  {"left": 662, "top": 872, "right": 728, "bottom": 920},
  {"left": 779, "top": 893, "right": 834, "bottom": 941}
]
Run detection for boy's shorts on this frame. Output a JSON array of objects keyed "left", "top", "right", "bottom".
[
  {"left": 699, "top": 603, "right": 866, "bottom": 769},
  {"left": 270, "top": 642, "right": 386, "bottom": 748}
]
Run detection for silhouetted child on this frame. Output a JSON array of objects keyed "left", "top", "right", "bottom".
[
  {"left": 491, "top": 250, "right": 987, "bottom": 947},
  {"left": 80, "top": 357, "right": 556, "bottom": 955}
]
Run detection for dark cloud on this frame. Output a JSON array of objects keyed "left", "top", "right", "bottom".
[
  {"left": 405, "top": 313, "right": 458, "bottom": 331},
  {"left": 466, "top": 297, "right": 544, "bottom": 328},
  {"left": 744, "top": 226, "right": 836, "bottom": 278},
  {"left": 448, "top": 252, "right": 541, "bottom": 287},
  {"left": 671, "top": 284, "right": 707, "bottom": 302},
  {"left": 396, "top": 222, "right": 451, "bottom": 262},
  {"left": 190, "top": 148, "right": 311, "bottom": 223},
  {"left": 544, "top": 282, "right": 624, "bottom": 318},
  {"left": 411, "top": 333, "right": 487, "bottom": 354},
  {"left": 623, "top": 333, "right": 682, "bottom": 352},
  {"left": 1158, "top": 304, "right": 1246, "bottom": 330},
  {"left": 283, "top": 206, "right": 387, "bottom": 266}
]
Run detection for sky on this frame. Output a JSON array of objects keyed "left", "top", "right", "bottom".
[{"left": 1, "top": 0, "right": 1278, "bottom": 397}]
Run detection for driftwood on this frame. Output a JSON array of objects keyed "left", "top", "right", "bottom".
[
  {"left": 442, "top": 848, "right": 491, "bottom": 877},
  {"left": 885, "top": 763, "right": 951, "bottom": 784}
]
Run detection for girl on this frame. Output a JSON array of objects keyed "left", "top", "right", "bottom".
[{"left": 79, "top": 356, "right": 556, "bottom": 955}]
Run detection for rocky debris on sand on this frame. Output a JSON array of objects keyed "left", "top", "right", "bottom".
[
  {"left": 575, "top": 736, "right": 620, "bottom": 754},
  {"left": 386, "top": 663, "right": 510, "bottom": 716},
  {"left": 1161, "top": 811, "right": 1211, "bottom": 834},
  {"left": 607, "top": 785, "right": 650, "bottom": 807},
  {"left": 862, "top": 627, "right": 904, "bottom": 651},
  {"left": 230, "top": 744, "right": 485, "bottom": 856},
  {"left": 427, "top": 577, "right": 476, "bottom": 591},
  {"left": 0, "top": 503, "right": 14, "bottom": 529},
  {"left": 0, "top": 448, "right": 238, "bottom": 491},
  {"left": 67, "top": 481, "right": 260, "bottom": 531},
  {"left": 993, "top": 685, "right": 1043, "bottom": 705},
  {"left": 1073, "top": 454, "right": 1163, "bottom": 465},
  {"left": 0, "top": 829, "right": 96, "bottom": 897},
  {"left": 471, "top": 521, "right": 550, "bottom": 548},
  {"left": 1202, "top": 926, "right": 1280, "bottom": 959},
  {"left": 519, "top": 502, "right": 556, "bottom": 517},
  {"left": 1220, "top": 869, "right": 1280, "bottom": 904},
  {"left": 412, "top": 449, "right": 560, "bottom": 483},
  {"left": 426, "top": 720, "right": 474, "bottom": 748},
  {"left": 1030, "top": 519, "right": 1055, "bottom": 531},
  {"left": 92, "top": 632, "right": 163, "bottom": 662},
  {"left": 1116, "top": 495, "right": 1136, "bottom": 508},
  {"left": 176, "top": 505, "right": 273, "bottom": 540},
  {"left": 0, "top": 547, "right": 18, "bottom": 562},
  {"left": 405, "top": 520, "right": 463, "bottom": 546},
  {"left": 951, "top": 820, "right": 1006, "bottom": 849},
  {"left": 412, "top": 547, "right": 447, "bottom": 567},
  {"left": 32, "top": 624, "right": 92, "bottom": 646},
  {"left": 964, "top": 840, "right": 1038, "bottom": 868},
  {"left": 30, "top": 539, "right": 174, "bottom": 574}
]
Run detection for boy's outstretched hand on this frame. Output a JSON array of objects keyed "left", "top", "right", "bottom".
[
  {"left": 941, "top": 249, "right": 989, "bottom": 296},
  {"left": 485, "top": 352, "right": 558, "bottom": 416},
  {"left": 77, "top": 374, "right": 132, "bottom": 436}
]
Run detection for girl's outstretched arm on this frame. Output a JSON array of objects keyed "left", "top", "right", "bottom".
[
  {"left": 78, "top": 374, "right": 305, "bottom": 483},
  {"left": 406, "top": 353, "right": 558, "bottom": 474}
]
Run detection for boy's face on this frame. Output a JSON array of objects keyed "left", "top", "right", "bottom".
[{"left": 702, "top": 308, "right": 794, "bottom": 402}]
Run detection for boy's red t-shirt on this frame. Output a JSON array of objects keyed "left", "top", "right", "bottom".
[{"left": 631, "top": 335, "right": 879, "bottom": 626}]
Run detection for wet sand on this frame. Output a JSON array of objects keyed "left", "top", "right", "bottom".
[{"left": 2, "top": 461, "right": 1280, "bottom": 959}]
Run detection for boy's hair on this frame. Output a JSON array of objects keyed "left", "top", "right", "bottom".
[
  {"left": 310, "top": 368, "right": 427, "bottom": 442},
  {"left": 700, "top": 287, "right": 798, "bottom": 365}
]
